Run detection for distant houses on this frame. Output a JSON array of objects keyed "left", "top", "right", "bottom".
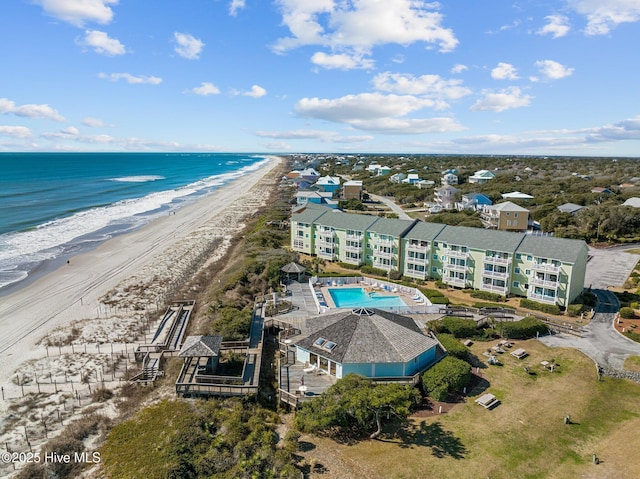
[
  {"left": 457, "top": 193, "right": 492, "bottom": 211},
  {"left": 481, "top": 202, "right": 529, "bottom": 232},
  {"left": 468, "top": 170, "right": 496, "bottom": 184},
  {"left": 557, "top": 203, "right": 585, "bottom": 215},
  {"left": 433, "top": 185, "right": 459, "bottom": 210},
  {"left": 622, "top": 197, "right": 640, "bottom": 208}
]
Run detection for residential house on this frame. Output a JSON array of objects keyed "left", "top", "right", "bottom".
[
  {"left": 468, "top": 170, "right": 497, "bottom": 184},
  {"left": 342, "top": 180, "right": 363, "bottom": 200},
  {"left": 402, "top": 173, "right": 421, "bottom": 185},
  {"left": 481, "top": 202, "right": 529, "bottom": 231},
  {"left": 389, "top": 172, "right": 407, "bottom": 184},
  {"left": 292, "top": 308, "right": 443, "bottom": 380},
  {"left": 434, "top": 185, "right": 459, "bottom": 210},
  {"left": 416, "top": 179, "right": 435, "bottom": 189},
  {"left": 316, "top": 175, "right": 341, "bottom": 194},
  {"left": 295, "top": 190, "right": 336, "bottom": 208},
  {"left": 557, "top": 203, "right": 584, "bottom": 215},
  {"left": 299, "top": 168, "right": 320, "bottom": 182},
  {"left": 441, "top": 172, "right": 459, "bottom": 185},
  {"left": 457, "top": 193, "right": 492, "bottom": 211},
  {"left": 501, "top": 191, "right": 534, "bottom": 200},
  {"left": 591, "top": 187, "right": 613, "bottom": 194},
  {"left": 622, "top": 197, "right": 640, "bottom": 208}
]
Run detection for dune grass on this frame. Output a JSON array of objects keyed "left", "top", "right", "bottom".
[{"left": 302, "top": 340, "right": 640, "bottom": 479}]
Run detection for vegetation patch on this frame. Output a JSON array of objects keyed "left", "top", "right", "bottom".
[{"left": 519, "top": 298, "right": 561, "bottom": 315}]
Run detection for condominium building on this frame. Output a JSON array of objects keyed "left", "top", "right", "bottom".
[{"left": 290, "top": 206, "right": 589, "bottom": 307}]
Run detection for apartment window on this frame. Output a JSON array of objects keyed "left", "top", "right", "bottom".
[
  {"left": 514, "top": 267, "right": 520, "bottom": 274},
  {"left": 513, "top": 281, "right": 520, "bottom": 288},
  {"left": 516, "top": 253, "right": 521, "bottom": 259},
  {"left": 293, "top": 240, "right": 304, "bottom": 249},
  {"left": 525, "top": 269, "right": 531, "bottom": 275},
  {"left": 527, "top": 255, "right": 532, "bottom": 261},
  {"left": 432, "top": 267, "right": 438, "bottom": 273},
  {"left": 297, "top": 230, "right": 304, "bottom": 237},
  {"left": 433, "top": 254, "right": 438, "bottom": 260}
]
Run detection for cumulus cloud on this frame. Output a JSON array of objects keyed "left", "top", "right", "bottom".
[
  {"left": 568, "top": 0, "right": 640, "bottom": 35},
  {"left": 293, "top": 92, "right": 464, "bottom": 134},
  {"left": 470, "top": 87, "right": 533, "bottom": 112},
  {"left": 311, "top": 52, "right": 375, "bottom": 70},
  {"left": 229, "top": 0, "right": 245, "bottom": 16},
  {"left": 78, "top": 29, "right": 125, "bottom": 55},
  {"left": 41, "top": 126, "right": 80, "bottom": 139},
  {"left": 98, "top": 72, "right": 163, "bottom": 84},
  {"left": 0, "top": 98, "right": 65, "bottom": 121},
  {"left": 537, "top": 15, "right": 571, "bottom": 38},
  {"left": 273, "top": 0, "right": 458, "bottom": 69},
  {"left": 372, "top": 72, "right": 471, "bottom": 106},
  {"left": 491, "top": 62, "right": 519, "bottom": 80},
  {"left": 82, "top": 117, "right": 106, "bottom": 127},
  {"left": 451, "top": 64, "right": 468, "bottom": 74},
  {"left": 34, "top": 0, "right": 118, "bottom": 27},
  {"left": 585, "top": 116, "right": 640, "bottom": 142},
  {"left": 255, "top": 129, "right": 373, "bottom": 143},
  {"left": 535, "top": 60, "right": 574, "bottom": 79},
  {"left": 173, "top": 32, "right": 205, "bottom": 59},
  {"left": 190, "top": 82, "right": 221, "bottom": 96},
  {"left": 232, "top": 85, "right": 267, "bottom": 98},
  {"left": 0, "top": 126, "right": 33, "bottom": 138}
]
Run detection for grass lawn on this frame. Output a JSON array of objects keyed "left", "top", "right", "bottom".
[{"left": 299, "top": 340, "right": 640, "bottom": 479}]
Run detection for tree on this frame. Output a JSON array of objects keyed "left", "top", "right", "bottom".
[
  {"left": 295, "top": 374, "right": 420, "bottom": 439},
  {"left": 422, "top": 356, "right": 471, "bottom": 401}
]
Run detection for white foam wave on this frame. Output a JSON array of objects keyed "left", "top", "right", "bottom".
[
  {"left": 109, "top": 175, "right": 165, "bottom": 183},
  {"left": 0, "top": 157, "right": 273, "bottom": 271}
]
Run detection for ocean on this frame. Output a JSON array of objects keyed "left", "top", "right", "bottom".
[{"left": 0, "top": 152, "right": 272, "bottom": 293}]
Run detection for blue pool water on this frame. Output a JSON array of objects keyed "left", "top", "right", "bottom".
[{"left": 328, "top": 287, "right": 407, "bottom": 309}]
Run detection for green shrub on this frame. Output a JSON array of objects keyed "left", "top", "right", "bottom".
[
  {"left": 566, "top": 304, "right": 584, "bottom": 317},
  {"left": 620, "top": 307, "right": 637, "bottom": 319},
  {"left": 435, "top": 279, "right": 447, "bottom": 289},
  {"left": 422, "top": 356, "right": 471, "bottom": 401},
  {"left": 465, "top": 289, "right": 506, "bottom": 302},
  {"left": 519, "top": 298, "right": 561, "bottom": 315},
  {"left": 430, "top": 296, "right": 450, "bottom": 305},
  {"left": 337, "top": 261, "right": 359, "bottom": 270},
  {"left": 361, "top": 265, "right": 388, "bottom": 277},
  {"left": 436, "top": 333, "right": 468, "bottom": 360},
  {"left": 441, "top": 316, "right": 477, "bottom": 338},
  {"left": 473, "top": 301, "right": 511, "bottom": 309},
  {"left": 498, "top": 316, "right": 548, "bottom": 339},
  {"left": 421, "top": 288, "right": 445, "bottom": 298}
]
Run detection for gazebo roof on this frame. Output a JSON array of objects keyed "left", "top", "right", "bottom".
[
  {"left": 178, "top": 335, "right": 222, "bottom": 357},
  {"left": 281, "top": 262, "right": 306, "bottom": 274}
]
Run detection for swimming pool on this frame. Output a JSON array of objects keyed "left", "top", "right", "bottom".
[{"left": 328, "top": 287, "right": 407, "bottom": 309}]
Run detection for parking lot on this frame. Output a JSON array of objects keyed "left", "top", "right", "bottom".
[{"left": 584, "top": 246, "right": 640, "bottom": 289}]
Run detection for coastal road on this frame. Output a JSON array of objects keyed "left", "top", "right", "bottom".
[
  {"left": 539, "top": 289, "right": 640, "bottom": 369},
  {"left": 367, "top": 194, "right": 412, "bottom": 220}
]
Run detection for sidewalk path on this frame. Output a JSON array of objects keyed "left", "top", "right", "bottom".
[{"left": 367, "top": 194, "right": 412, "bottom": 220}]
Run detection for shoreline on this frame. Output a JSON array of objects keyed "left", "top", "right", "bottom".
[{"left": 0, "top": 155, "right": 284, "bottom": 386}]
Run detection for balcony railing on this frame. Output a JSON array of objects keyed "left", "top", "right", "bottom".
[
  {"left": 483, "top": 255, "right": 510, "bottom": 265},
  {"left": 443, "top": 276, "right": 466, "bottom": 287},
  {"left": 482, "top": 269, "right": 509, "bottom": 279},
  {"left": 373, "top": 261, "right": 393, "bottom": 270},
  {"left": 342, "top": 256, "right": 361, "bottom": 265},
  {"left": 528, "top": 292, "right": 557, "bottom": 304},
  {"left": 344, "top": 244, "right": 362, "bottom": 252},
  {"left": 406, "top": 255, "right": 428, "bottom": 264},
  {"left": 318, "top": 250, "right": 336, "bottom": 260},
  {"left": 404, "top": 269, "right": 428, "bottom": 279},
  {"left": 481, "top": 283, "right": 508, "bottom": 295},
  {"left": 375, "top": 249, "right": 395, "bottom": 259},
  {"left": 444, "top": 263, "right": 466, "bottom": 272},
  {"left": 346, "top": 233, "right": 363, "bottom": 240},
  {"left": 531, "top": 262, "right": 561, "bottom": 274},
  {"left": 448, "top": 249, "right": 469, "bottom": 259},
  {"left": 373, "top": 238, "right": 395, "bottom": 247},
  {"left": 407, "top": 243, "right": 429, "bottom": 252},
  {"left": 529, "top": 276, "right": 559, "bottom": 289}
]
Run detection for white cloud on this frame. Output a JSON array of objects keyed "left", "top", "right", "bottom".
[
  {"left": 229, "top": 0, "right": 245, "bottom": 16},
  {"left": 0, "top": 126, "right": 33, "bottom": 138},
  {"left": 568, "top": 0, "right": 640, "bottom": 35},
  {"left": 585, "top": 116, "right": 640, "bottom": 142},
  {"left": 470, "top": 87, "right": 533, "bottom": 112},
  {"left": 537, "top": 15, "right": 571, "bottom": 38},
  {"left": 273, "top": 0, "right": 458, "bottom": 64},
  {"left": 0, "top": 98, "right": 65, "bottom": 121},
  {"left": 41, "top": 126, "right": 80, "bottom": 139},
  {"left": 255, "top": 129, "right": 373, "bottom": 143},
  {"left": 535, "top": 60, "right": 574, "bottom": 79},
  {"left": 372, "top": 72, "right": 471, "bottom": 106},
  {"left": 190, "top": 82, "right": 221, "bottom": 96},
  {"left": 311, "top": 52, "right": 375, "bottom": 70},
  {"left": 173, "top": 32, "right": 205, "bottom": 60},
  {"left": 78, "top": 30, "right": 125, "bottom": 55},
  {"left": 82, "top": 117, "right": 106, "bottom": 127},
  {"left": 98, "top": 72, "right": 163, "bottom": 84},
  {"left": 491, "top": 62, "right": 519, "bottom": 80},
  {"left": 243, "top": 85, "right": 267, "bottom": 98},
  {"left": 293, "top": 92, "right": 464, "bottom": 134},
  {"left": 451, "top": 64, "right": 468, "bottom": 74},
  {"left": 34, "top": 0, "right": 118, "bottom": 27}
]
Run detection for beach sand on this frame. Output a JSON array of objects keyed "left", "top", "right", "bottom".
[{"left": 0, "top": 156, "right": 284, "bottom": 461}]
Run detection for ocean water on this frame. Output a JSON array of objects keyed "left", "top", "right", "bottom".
[{"left": 0, "top": 152, "right": 272, "bottom": 292}]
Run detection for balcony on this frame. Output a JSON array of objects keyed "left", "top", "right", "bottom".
[
  {"left": 346, "top": 233, "right": 363, "bottom": 241},
  {"left": 318, "top": 250, "right": 336, "bottom": 261},
  {"left": 529, "top": 276, "right": 559, "bottom": 289},
  {"left": 448, "top": 249, "right": 469, "bottom": 259},
  {"left": 373, "top": 260, "right": 393, "bottom": 270},
  {"left": 373, "top": 238, "right": 395, "bottom": 247},
  {"left": 375, "top": 249, "right": 395, "bottom": 259},
  {"left": 483, "top": 255, "right": 510, "bottom": 265},
  {"left": 404, "top": 268, "right": 428, "bottom": 280},
  {"left": 406, "top": 254, "right": 428, "bottom": 265},
  {"left": 344, "top": 243, "right": 362, "bottom": 253},
  {"left": 407, "top": 242, "right": 429, "bottom": 253},
  {"left": 343, "top": 256, "right": 361, "bottom": 265},
  {"left": 481, "top": 283, "right": 508, "bottom": 295},
  {"left": 443, "top": 276, "right": 467, "bottom": 287},
  {"left": 482, "top": 269, "right": 509, "bottom": 279},
  {"left": 531, "top": 262, "right": 561, "bottom": 274},
  {"left": 527, "top": 292, "right": 557, "bottom": 304},
  {"left": 444, "top": 262, "right": 466, "bottom": 272}
]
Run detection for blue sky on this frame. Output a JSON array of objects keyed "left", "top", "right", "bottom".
[{"left": 1, "top": 0, "right": 639, "bottom": 156}]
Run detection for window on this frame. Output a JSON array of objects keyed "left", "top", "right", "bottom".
[
  {"left": 514, "top": 267, "right": 521, "bottom": 274},
  {"left": 513, "top": 281, "right": 520, "bottom": 288},
  {"left": 432, "top": 267, "right": 438, "bottom": 273},
  {"left": 433, "top": 254, "right": 438, "bottom": 260},
  {"left": 525, "top": 269, "right": 530, "bottom": 275},
  {"left": 516, "top": 253, "right": 521, "bottom": 259},
  {"left": 314, "top": 338, "right": 327, "bottom": 347},
  {"left": 514, "top": 212, "right": 518, "bottom": 218},
  {"left": 527, "top": 255, "right": 532, "bottom": 261},
  {"left": 324, "top": 341, "right": 337, "bottom": 351}
]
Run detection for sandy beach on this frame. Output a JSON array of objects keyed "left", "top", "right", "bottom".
[{"left": 0, "top": 156, "right": 282, "bottom": 407}]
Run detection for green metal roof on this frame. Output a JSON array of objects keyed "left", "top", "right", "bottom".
[
  {"left": 368, "top": 217, "right": 417, "bottom": 237},
  {"left": 517, "top": 235, "right": 588, "bottom": 264},
  {"left": 404, "top": 221, "right": 447, "bottom": 241},
  {"left": 313, "top": 211, "right": 380, "bottom": 231},
  {"left": 435, "top": 225, "right": 526, "bottom": 253}
]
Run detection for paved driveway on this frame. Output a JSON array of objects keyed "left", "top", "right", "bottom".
[
  {"left": 584, "top": 246, "right": 640, "bottom": 289},
  {"left": 539, "top": 289, "right": 640, "bottom": 369}
]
